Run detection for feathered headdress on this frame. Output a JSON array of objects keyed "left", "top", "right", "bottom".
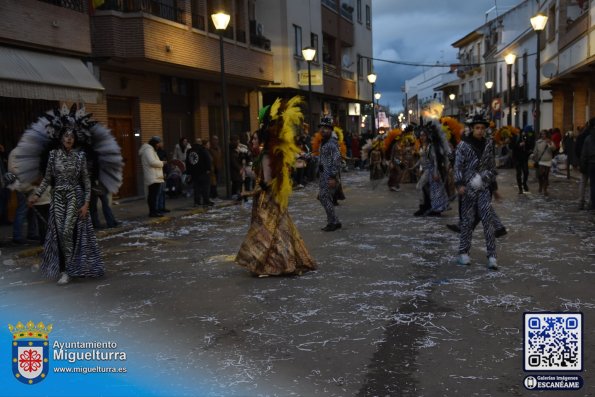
[
  {"left": 10, "top": 103, "right": 124, "bottom": 194},
  {"left": 383, "top": 128, "right": 402, "bottom": 153},
  {"left": 262, "top": 96, "right": 304, "bottom": 210},
  {"left": 332, "top": 126, "right": 347, "bottom": 158},
  {"left": 440, "top": 117, "right": 464, "bottom": 145}
]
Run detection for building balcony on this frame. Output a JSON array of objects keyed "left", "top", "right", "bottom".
[
  {"left": 2, "top": 0, "right": 92, "bottom": 54},
  {"left": 97, "top": 0, "right": 186, "bottom": 24},
  {"left": 37, "top": 0, "right": 84, "bottom": 12},
  {"left": 559, "top": 11, "right": 588, "bottom": 50},
  {"left": 91, "top": 12, "right": 273, "bottom": 85},
  {"left": 323, "top": 72, "right": 357, "bottom": 100}
]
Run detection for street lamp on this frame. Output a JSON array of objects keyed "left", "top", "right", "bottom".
[
  {"left": 212, "top": 11, "right": 231, "bottom": 198},
  {"left": 531, "top": 12, "right": 548, "bottom": 133},
  {"left": 367, "top": 72, "right": 377, "bottom": 135},
  {"left": 302, "top": 46, "right": 317, "bottom": 135},
  {"left": 448, "top": 93, "right": 456, "bottom": 117},
  {"left": 374, "top": 92, "right": 381, "bottom": 130},
  {"left": 408, "top": 108, "right": 413, "bottom": 123},
  {"left": 504, "top": 53, "right": 516, "bottom": 126},
  {"left": 485, "top": 81, "right": 494, "bottom": 89}
]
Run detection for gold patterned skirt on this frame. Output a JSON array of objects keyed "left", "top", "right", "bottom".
[{"left": 235, "top": 189, "right": 316, "bottom": 276}]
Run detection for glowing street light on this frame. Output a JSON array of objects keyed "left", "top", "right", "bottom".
[
  {"left": 212, "top": 11, "right": 231, "bottom": 198},
  {"left": 367, "top": 73, "right": 377, "bottom": 135},
  {"left": 531, "top": 12, "right": 548, "bottom": 133},
  {"left": 302, "top": 46, "right": 317, "bottom": 135},
  {"left": 504, "top": 53, "right": 517, "bottom": 126}
]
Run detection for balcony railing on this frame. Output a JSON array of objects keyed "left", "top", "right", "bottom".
[
  {"left": 191, "top": 13, "right": 205, "bottom": 30},
  {"left": 322, "top": 0, "right": 338, "bottom": 12},
  {"left": 340, "top": 4, "right": 353, "bottom": 21},
  {"left": 323, "top": 63, "right": 339, "bottom": 77},
  {"left": 97, "top": 0, "right": 185, "bottom": 24},
  {"left": 37, "top": 0, "right": 84, "bottom": 12},
  {"left": 341, "top": 69, "right": 354, "bottom": 80}
]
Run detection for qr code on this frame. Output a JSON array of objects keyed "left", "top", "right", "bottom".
[{"left": 524, "top": 313, "right": 582, "bottom": 371}]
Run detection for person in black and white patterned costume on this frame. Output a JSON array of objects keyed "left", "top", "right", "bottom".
[
  {"left": 318, "top": 117, "right": 342, "bottom": 232},
  {"left": 14, "top": 104, "right": 123, "bottom": 285},
  {"left": 454, "top": 115, "right": 498, "bottom": 270}
]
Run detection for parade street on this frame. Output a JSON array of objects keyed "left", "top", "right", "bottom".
[{"left": 1, "top": 169, "right": 594, "bottom": 397}]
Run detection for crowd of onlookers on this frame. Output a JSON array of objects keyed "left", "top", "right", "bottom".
[{"left": 1, "top": 116, "right": 594, "bottom": 247}]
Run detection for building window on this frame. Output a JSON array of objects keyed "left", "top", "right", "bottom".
[
  {"left": 294, "top": 25, "right": 302, "bottom": 57},
  {"left": 357, "top": 53, "right": 363, "bottom": 79},
  {"left": 366, "top": 58, "right": 372, "bottom": 76},
  {"left": 365, "top": 5, "right": 371, "bottom": 29},
  {"left": 322, "top": 34, "right": 336, "bottom": 65},
  {"left": 357, "top": 0, "right": 362, "bottom": 23},
  {"left": 311, "top": 33, "right": 319, "bottom": 63},
  {"left": 547, "top": 4, "right": 556, "bottom": 42},
  {"left": 522, "top": 52, "right": 528, "bottom": 87}
]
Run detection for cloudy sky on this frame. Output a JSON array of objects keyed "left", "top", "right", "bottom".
[{"left": 371, "top": 0, "right": 523, "bottom": 113}]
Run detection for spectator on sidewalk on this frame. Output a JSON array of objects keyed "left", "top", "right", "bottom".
[
  {"left": 173, "top": 137, "right": 191, "bottom": 162},
  {"left": 186, "top": 140, "right": 213, "bottom": 207},
  {"left": 139, "top": 136, "right": 167, "bottom": 217}
]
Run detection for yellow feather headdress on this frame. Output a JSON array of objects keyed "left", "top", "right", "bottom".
[{"left": 267, "top": 96, "right": 303, "bottom": 210}]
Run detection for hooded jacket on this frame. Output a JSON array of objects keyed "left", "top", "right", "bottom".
[{"left": 139, "top": 143, "right": 164, "bottom": 185}]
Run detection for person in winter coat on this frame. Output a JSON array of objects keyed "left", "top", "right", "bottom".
[
  {"left": 139, "top": 136, "right": 167, "bottom": 217},
  {"left": 533, "top": 130, "right": 556, "bottom": 196},
  {"left": 580, "top": 119, "right": 595, "bottom": 210},
  {"left": 173, "top": 137, "right": 191, "bottom": 162}
]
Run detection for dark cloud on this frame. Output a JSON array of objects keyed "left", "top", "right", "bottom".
[{"left": 372, "top": 0, "right": 521, "bottom": 112}]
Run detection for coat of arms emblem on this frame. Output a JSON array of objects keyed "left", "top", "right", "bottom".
[{"left": 8, "top": 321, "right": 52, "bottom": 385}]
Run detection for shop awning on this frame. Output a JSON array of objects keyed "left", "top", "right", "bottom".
[{"left": 0, "top": 46, "right": 104, "bottom": 103}]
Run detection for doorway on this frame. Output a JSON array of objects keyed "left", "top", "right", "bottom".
[{"left": 108, "top": 117, "right": 137, "bottom": 198}]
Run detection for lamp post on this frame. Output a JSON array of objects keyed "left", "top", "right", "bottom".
[
  {"left": 448, "top": 93, "right": 456, "bottom": 117},
  {"left": 367, "top": 72, "right": 377, "bottom": 135},
  {"left": 531, "top": 12, "right": 548, "bottom": 133},
  {"left": 408, "top": 109, "right": 413, "bottom": 124},
  {"left": 504, "top": 53, "right": 516, "bottom": 126},
  {"left": 374, "top": 92, "right": 381, "bottom": 130},
  {"left": 212, "top": 11, "right": 231, "bottom": 198},
  {"left": 302, "top": 46, "right": 317, "bottom": 135},
  {"left": 484, "top": 81, "right": 493, "bottom": 120}
]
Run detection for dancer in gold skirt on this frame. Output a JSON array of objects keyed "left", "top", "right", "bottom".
[{"left": 235, "top": 97, "right": 316, "bottom": 276}]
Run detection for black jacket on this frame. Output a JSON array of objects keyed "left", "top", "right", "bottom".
[{"left": 186, "top": 144, "right": 211, "bottom": 177}]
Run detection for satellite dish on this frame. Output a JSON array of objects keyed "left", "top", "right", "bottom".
[
  {"left": 342, "top": 54, "right": 353, "bottom": 68},
  {"left": 541, "top": 62, "right": 557, "bottom": 78}
]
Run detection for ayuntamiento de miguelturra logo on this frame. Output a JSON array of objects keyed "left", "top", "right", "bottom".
[{"left": 9, "top": 321, "right": 52, "bottom": 385}]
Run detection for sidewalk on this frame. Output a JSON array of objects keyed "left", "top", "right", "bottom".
[{"left": 0, "top": 191, "right": 237, "bottom": 260}]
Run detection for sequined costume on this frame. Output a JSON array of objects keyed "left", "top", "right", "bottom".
[{"left": 35, "top": 148, "right": 104, "bottom": 279}]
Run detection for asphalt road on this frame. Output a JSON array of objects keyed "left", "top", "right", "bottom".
[{"left": 1, "top": 169, "right": 593, "bottom": 397}]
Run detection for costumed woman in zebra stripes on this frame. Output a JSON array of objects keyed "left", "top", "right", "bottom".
[{"left": 14, "top": 104, "right": 123, "bottom": 285}]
